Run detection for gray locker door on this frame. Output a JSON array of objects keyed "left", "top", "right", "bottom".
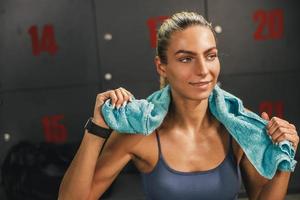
[
  {"left": 219, "top": 72, "right": 300, "bottom": 134},
  {"left": 0, "top": 0, "right": 100, "bottom": 91},
  {"left": 208, "top": 0, "right": 300, "bottom": 193},
  {"left": 94, "top": 0, "right": 206, "bottom": 98},
  {"left": 0, "top": 85, "right": 98, "bottom": 165},
  {"left": 0, "top": 0, "right": 100, "bottom": 171},
  {"left": 207, "top": 0, "right": 300, "bottom": 75}
]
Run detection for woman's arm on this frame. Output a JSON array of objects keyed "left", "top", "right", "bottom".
[
  {"left": 87, "top": 130, "right": 144, "bottom": 199},
  {"left": 58, "top": 87, "right": 136, "bottom": 200},
  {"left": 240, "top": 112, "right": 298, "bottom": 200},
  {"left": 240, "top": 153, "right": 291, "bottom": 200},
  {"left": 58, "top": 130, "right": 108, "bottom": 200},
  {"left": 58, "top": 129, "right": 142, "bottom": 200},
  {"left": 256, "top": 114, "right": 298, "bottom": 200},
  {"left": 240, "top": 153, "right": 269, "bottom": 200},
  {"left": 257, "top": 171, "right": 291, "bottom": 200}
]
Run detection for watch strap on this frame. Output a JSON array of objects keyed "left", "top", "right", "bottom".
[{"left": 84, "top": 117, "right": 112, "bottom": 139}]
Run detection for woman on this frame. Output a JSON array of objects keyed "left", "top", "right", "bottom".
[{"left": 58, "top": 12, "right": 299, "bottom": 200}]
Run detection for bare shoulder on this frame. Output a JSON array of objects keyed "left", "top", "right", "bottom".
[
  {"left": 93, "top": 130, "right": 150, "bottom": 181},
  {"left": 103, "top": 130, "right": 148, "bottom": 158},
  {"left": 89, "top": 131, "right": 150, "bottom": 198}
]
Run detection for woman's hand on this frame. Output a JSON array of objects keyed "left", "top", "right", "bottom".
[
  {"left": 93, "top": 87, "right": 134, "bottom": 129},
  {"left": 261, "top": 112, "right": 299, "bottom": 151}
]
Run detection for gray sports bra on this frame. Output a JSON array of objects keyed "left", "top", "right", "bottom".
[{"left": 141, "top": 129, "right": 242, "bottom": 200}]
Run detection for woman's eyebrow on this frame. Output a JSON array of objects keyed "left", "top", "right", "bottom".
[
  {"left": 174, "top": 50, "right": 197, "bottom": 56},
  {"left": 204, "top": 47, "right": 217, "bottom": 54},
  {"left": 174, "top": 47, "right": 217, "bottom": 56}
]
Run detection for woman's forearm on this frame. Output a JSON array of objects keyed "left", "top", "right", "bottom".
[
  {"left": 257, "top": 171, "right": 291, "bottom": 200},
  {"left": 58, "top": 130, "right": 106, "bottom": 200}
]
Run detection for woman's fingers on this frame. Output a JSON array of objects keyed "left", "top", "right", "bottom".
[
  {"left": 266, "top": 117, "right": 299, "bottom": 150},
  {"left": 273, "top": 132, "right": 299, "bottom": 149},
  {"left": 270, "top": 127, "right": 297, "bottom": 142},
  {"left": 107, "top": 90, "right": 118, "bottom": 107},
  {"left": 108, "top": 87, "right": 133, "bottom": 109},
  {"left": 92, "top": 87, "right": 133, "bottom": 128},
  {"left": 114, "top": 88, "right": 124, "bottom": 108},
  {"left": 267, "top": 117, "right": 291, "bottom": 134},
  {"left": 119, "top": 87, "right": 134, "bottom": 101}
]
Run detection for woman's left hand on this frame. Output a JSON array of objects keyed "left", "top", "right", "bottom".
[{"left": 261, "top": 112, "right": 299, "bottom": 152}]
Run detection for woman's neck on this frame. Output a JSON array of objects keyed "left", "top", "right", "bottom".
[{"left": 163, "top": 92, "right": 217, "bottom": 137}]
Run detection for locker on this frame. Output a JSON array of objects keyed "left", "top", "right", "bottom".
[
  {"left": 218, "top": 71, "right": 300, "bottom": 126},
  {"left": 0, "top": 0, "right": 100, "bottom": 91},
  {"left": 94, "top": 0, "right": 206, "bottom": 98},
  {"left": 0, "top": 85, "right": 98, "bottom": 165},
  {"left": 207, "top": 0, "right": 300, "bottom": 75},
  {"left": 1, "top": 0, "right": 300, "bottom": 198}
]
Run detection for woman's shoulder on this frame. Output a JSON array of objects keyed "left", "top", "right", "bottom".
[{"left": 104, "top": 130, "right": 154, "bottom": 158}]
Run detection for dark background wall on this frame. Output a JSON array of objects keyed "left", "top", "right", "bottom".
[{"left": 0, "top": 0, "right": 299, "bottom": 199}]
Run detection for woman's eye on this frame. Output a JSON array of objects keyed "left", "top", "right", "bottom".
[
  {"left": 179, "top": 57, "right": 193, "bottom": 63},
  {"left": 207, "top": 54, "right": 217, "bottom": 61}
]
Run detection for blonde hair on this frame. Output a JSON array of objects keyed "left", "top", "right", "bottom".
[{"left": 159, "top": 76, "right": 169, "bottom": 89}]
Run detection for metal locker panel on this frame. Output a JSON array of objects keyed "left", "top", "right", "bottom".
[
  {"left": 220, "top": 74, "right": 300, "bottom": 158},
  {"left": 218, "top": 72, "right": 300, "bottom": 127},
  {"left": 0, "top": 85, "right": 98, "bottom": 165},
  {"left": 0, "top": 0, "right": 100, "bottom": 91},
  {"left": 94, "top": 0, "right": 206, "bottom": 98},
  {"left": 207, "top": 0, "right": 300, "bottom": 75}
]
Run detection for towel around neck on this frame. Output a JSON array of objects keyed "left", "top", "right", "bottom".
[{"left": 101, "top": 84, "right": 297, "bottom": 179}]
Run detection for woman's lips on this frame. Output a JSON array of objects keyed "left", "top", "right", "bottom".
[{"left": 189, "top": 81, "right": 211, "bottom": 89}]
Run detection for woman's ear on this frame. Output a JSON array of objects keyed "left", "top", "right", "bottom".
[{"left": 155, "top": 56, "right": 167, "bottom": 77}]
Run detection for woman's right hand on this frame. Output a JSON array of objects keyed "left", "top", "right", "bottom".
[{"left": 92, "top": 87, "right": 134, "bottom": 129}]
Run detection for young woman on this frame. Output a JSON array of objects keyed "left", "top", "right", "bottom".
[{"left": 58, "top": 12, "right": 299, "bottom": 200}]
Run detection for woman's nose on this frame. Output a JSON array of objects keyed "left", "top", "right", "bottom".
[{"left": 195, "top": 59, "right": 209, "bottom": 76}]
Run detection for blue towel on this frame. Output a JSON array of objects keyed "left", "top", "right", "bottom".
[{"left": 101, "top": 84, "right": 297, "bottom": 179}]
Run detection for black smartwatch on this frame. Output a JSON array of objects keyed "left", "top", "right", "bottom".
[{"left": 84, "top": 117, "right": 112, "bottom": 139}]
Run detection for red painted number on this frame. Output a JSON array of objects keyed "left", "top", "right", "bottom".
[
  {"left": 259, "top": 101, "right": 284, "bottom": 118},
  {"left": 28, "top": 24, "right": 59, "bottom": 56},
  {"left": 147, "top": 16, "right": 169, "bottom": 48},
  {"left": 42, "top": 114, "right": 67, "bottom": 143},
  {"left": 253, "top": 9, "right": 284, "bottom": 40}
]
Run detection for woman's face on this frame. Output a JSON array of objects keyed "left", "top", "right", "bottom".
[{"left": 157, "top": 25, "right": 220, "bottom": 101}]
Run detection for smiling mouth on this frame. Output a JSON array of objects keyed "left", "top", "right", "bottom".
[{"left": 189, "top": 81, "right": 211, "bottom": 85}]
